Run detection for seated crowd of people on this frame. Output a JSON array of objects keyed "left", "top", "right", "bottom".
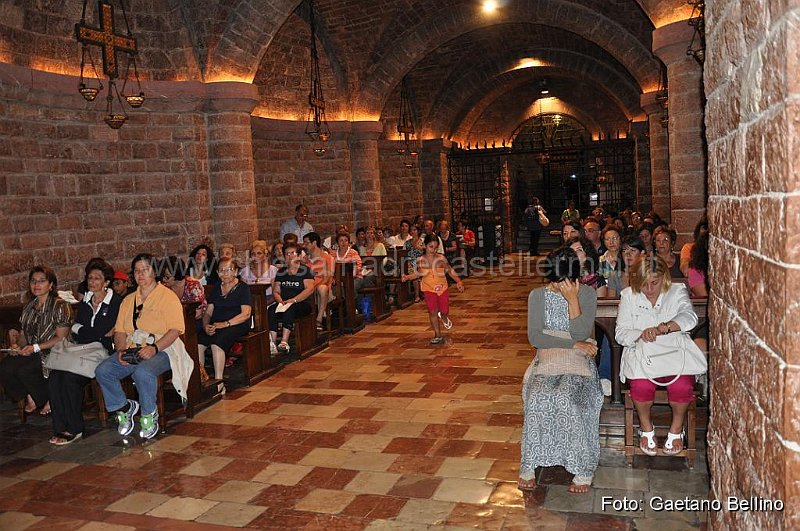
[
  {"left": 519, "top": 202, "right": 710, "bottom": 495},
  {"left": 0, "top": 204, "right": 475, "bottom": 445},
  {"left": 545, "top": 203, "right": 710, "bottom": 397}
]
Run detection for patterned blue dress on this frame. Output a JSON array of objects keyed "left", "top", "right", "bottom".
[{"left": 520, "top": 289, "right": 603, "bottom": 483}]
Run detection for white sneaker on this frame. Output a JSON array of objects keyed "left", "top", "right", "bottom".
[
  {"left": 269, "top": 341, "right": 278, "bottom": 355},
  {"left": 601, "top": 379, "right": 612, "bottom": 397}
]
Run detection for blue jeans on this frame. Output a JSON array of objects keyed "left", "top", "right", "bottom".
[
  {"left": 95, "top": 351, "right": 170, "bottom": 415},
  {"left": 598, "top": 334, "right": 611, "bottom": 380}
]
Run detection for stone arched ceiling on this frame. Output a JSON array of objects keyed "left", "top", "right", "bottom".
[
  {"left": 635, "top": 0, "right": 694, "bottom": 27},
  {"left": 375, "top": 23, "right": 642, "bottom": 140}
]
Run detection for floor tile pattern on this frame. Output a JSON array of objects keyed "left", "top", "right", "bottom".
[{"left": 0, "top": 257, "right": 709, "bottom": 529}]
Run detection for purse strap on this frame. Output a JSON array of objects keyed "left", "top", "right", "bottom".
[{"left": 637, "top": 342, "right": 685, "bottom": 387}]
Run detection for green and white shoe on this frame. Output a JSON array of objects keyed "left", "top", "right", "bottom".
[
  {"left": 116, "top": 399, "right": 139, "bottom": 436},
  {"left": 139, "top": 411, "right": 159, "bottom": 440}
]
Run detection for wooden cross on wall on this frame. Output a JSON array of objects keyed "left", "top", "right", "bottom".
[{"left": 75, "top": 1, "right": 137, "bottom": 79}]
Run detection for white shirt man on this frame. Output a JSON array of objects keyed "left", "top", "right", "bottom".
[{"left": 280, "top": 204, "right": 314, "bottom": 240}]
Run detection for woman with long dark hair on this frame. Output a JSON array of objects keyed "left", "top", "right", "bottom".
[
  {"left": 519, "top": 247, "right": 601, "bottom": 493},
  {"left": 1, "top": 266, "right": 72, "bottom": 417}
]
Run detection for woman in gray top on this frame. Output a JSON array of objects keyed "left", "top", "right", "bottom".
[{"left": 519, "top": 247, "right": 602, "bottom": 494}]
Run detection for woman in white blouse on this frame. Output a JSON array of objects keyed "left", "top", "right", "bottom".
[{"left": 615, "top": 256, "right": 706, "bottom": 457}]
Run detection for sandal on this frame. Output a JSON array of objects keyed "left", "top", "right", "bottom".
[
  {"left": 199, "top": 366, "right": 210, "bottom": 383},
  {"left": 639, "top": 428, "right": 657, "bottom": 456},
  {"left": 225, "top": 357, "right": 237, "bottom": 368},
  {"left": 39, "top": 404, "right": 51, "bottom": 416},
  {"left": 277, "top": 342, "right": 290, "bottom": 355},
  {"left": 51, "top": 432, "right": 82, "bottom": 446},
  {"left": 663, "top": 431, "right": 685, "bottom": 455},
  {"left": 316, "top": 321, "right": 324, "bottom": 331},
  {"left": 517, "top": 478, "right": 537, "bottom": 491}
]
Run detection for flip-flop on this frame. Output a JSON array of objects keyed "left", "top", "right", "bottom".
[
  {"left": 52, "top": 433, "right": 82, "bottom": 446},
  {"left": 39, "top": 407, "right": 51, "bottom": 416}
]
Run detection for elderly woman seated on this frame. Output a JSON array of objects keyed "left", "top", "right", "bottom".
[
  {"left": 616, "top": 255, "right": 707, "bottom": 457},
  {"left": 519, "top": 246, "right": 601, "bottom": 494},
  {"left": 653, "top": 226, "right": 684, "bottom": 278},
  {"left": 197, "top": 258, "right": 252, "bottom": 394}
]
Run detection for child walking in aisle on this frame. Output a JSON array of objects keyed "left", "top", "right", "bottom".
[{"left": 402, "top": 234, "right": 465, "bottom": 344}]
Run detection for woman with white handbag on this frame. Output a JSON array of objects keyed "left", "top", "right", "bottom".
[
  {"left": 48, "top": 258, "right": 122, "bottom": 445},
  {"left": 616, "top": 255, "right": 707, "bottom": 457}
]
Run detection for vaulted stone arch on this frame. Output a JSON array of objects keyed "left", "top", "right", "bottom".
[
  {"left": 357, "top": 0, "right": 660, "bottom": 117},
  {"left": 421, "top": 51, "right": 640, "bottom": 139}
]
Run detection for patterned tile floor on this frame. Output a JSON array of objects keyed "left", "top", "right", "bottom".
[{"left": 0, "top": 256, "right": 710, "bottom": 530}]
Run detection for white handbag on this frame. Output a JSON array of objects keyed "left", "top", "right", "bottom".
[
  {"left": 44, "top": 339, "right": 109, "bottom": 378},
  {"left": 635, "top": 333, "right": 707, "bottom": 386}
]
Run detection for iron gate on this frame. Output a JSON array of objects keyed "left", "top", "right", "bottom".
[{"left": 448, "top": 149, "right": 509, "bottom": 262}]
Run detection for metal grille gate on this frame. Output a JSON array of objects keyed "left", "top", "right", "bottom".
[
  {"left": 447, "top": 150, "right": 509, "bottom": 262},
  {"left": 448, "top": 140, "right": 637, "bottom": 254}
]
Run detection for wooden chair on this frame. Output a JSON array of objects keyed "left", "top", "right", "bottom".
[
  {"left": 336, "top": 262, "right": 365, "bottom": 334},
  {"left": 358, "top": 255, "right": 392, "bottom": 322},
  {"left": 382, "top": 248, "right": 412, "bottom": 309},
  {"left": 96, "top": 303, "right": 204, "bottom": 432},
  {"left": 623, "top": 385, "right": 699, "bottom": 469}
]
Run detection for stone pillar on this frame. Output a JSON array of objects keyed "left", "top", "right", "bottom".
[
  {"left": 205, "top": 82, "right": 260, "bottom": 251},
  {"left": 653, "top": 21, "right": 706, "bottom": 244},
  {"left": 640, "top": 92, "right": 670, "bottom": 218},
  {"left": 420, "top": 139, "right": 451, "bottom": 221},
  {"left": 349, "top": 124, "right": 382, "bottom": 227},
  {"left": 704, "top": 1, "right": 800, "bottom": 529}
]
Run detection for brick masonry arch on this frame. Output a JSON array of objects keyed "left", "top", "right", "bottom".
[
  {"left": 451, "top": 74, "right": 628, "bottom": 144},
  {"left": 204, "top": 0, "right": 301, "bottom": 82},
  {"left": 420, "top": 54, "right": 640, "bottom": 139},
  {"left": 357, "top": 0, "right": 660, "bottom": 117}
]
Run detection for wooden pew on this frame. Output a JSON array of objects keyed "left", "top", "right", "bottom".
[
  {"left": 292, "top": 293, "right": 329, "bottom": 359},
  {"left": 232, "top": 284, "right": 273, "bottom": 386},
  {"left": 322, "top": 262, "right": 346, "bottom": 338},
  {"left": 358, "top": 255, "right": 392, "bottom": 322},
  {"left": 383, "top": 248, "right": 413, "bottom": 309},
  {"left": 335, "top": 262, "right": 365, "bottom": 334},
  {"left": 96, "top": 302, "right": 204, "bottom": 432},
  {"left": 595, "top": 296, "right": 708, "bottom": 405}
]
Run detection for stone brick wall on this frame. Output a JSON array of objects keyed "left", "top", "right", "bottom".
[
  {"left": 377, "top": 140, "right": 424, "bottom": 229},
  {"left": 0, "top": 64, "right": 262, "bottom": 303},
  {"left": 705, "top": 1, "right": 800, "bottom": 529}
]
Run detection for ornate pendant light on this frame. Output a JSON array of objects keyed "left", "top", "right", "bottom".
[
  {"left": 686, "top": 1, "right": 705, "bottom": 65},
  {"left": 656, "top": 65, "right": 669, "bottom": 129},
  {"left": 75, "top": 0, "right": 145, "bottom": 128},
  {"left": 396, "top": 76, "right": 419, "bottom": 169},
  {"left": 304, "top": 0, "right": 331, "bottom": 155}
]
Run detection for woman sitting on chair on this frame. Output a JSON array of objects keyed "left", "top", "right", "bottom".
[
  {"left": 1, "top": 266, "right": 72, "bottom": 418},
  {"left": 519, "top": 247, "right": 601, "bottom": 494},
  {"left": 269, "top": 243, "right": 316, "bottom": 356},
  {"left": 198, "top": 258, "right": 251, "bottom": 394},
  {"left": 616, "top": 255, "right": 706, "bottom": 457}
]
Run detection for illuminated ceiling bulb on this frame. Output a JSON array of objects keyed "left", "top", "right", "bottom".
[{"left": 482, "top": 0, "right": 498, "bottom": 13}]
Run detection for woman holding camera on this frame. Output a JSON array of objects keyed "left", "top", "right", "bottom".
[
  {"left": 519, "top": 247, "right": 601, "bottom": 494},
  {"left": 95, "top": 253, "right": 191, "bottom": 440}
]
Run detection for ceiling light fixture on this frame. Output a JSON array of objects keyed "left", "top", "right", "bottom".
[
  {"left": 482, "top": 0, "right": 498, "bottom": 14},
  {"left": 75, "top": 0, "right": 145, "bottom": 129},
  {"left": 539, "top": 79, "right": 549, "bottom": 96},
  {"left": 304, "top": 0, "right": 331, "bottom": 155}
]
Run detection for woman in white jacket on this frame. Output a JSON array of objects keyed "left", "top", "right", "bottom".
[{"left": 615, "top": 256, "right": 706, "bottom": 457}]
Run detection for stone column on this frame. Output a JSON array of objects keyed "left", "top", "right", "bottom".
[
  {"left": 349, "top": 124, "right": 383, "bottom": 226},
  {"left": 420, "top": 138, "right": 451, "bottom": 221},
  {"left": 639, "top": 93, "right": 669, "bottom": 217},
  {"left": 653, "top": 21, "right": 706, "bottom": 244},
  {"left": 205, "top": 82, "right": 260, "bottom": 251}
]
